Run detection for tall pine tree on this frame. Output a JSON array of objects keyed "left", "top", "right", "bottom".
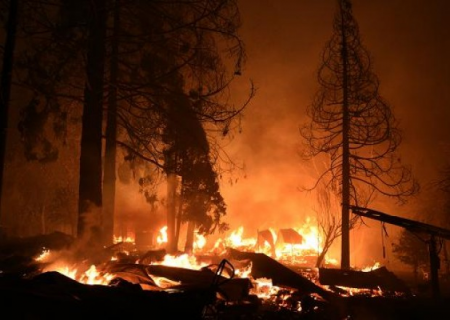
[{"left": 300, "top": 0, "right": 418, "bottom": 269}]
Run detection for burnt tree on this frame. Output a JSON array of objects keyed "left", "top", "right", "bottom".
[
  {"left": 300, "top": 0, "right": 418, "bottom": 269},
  {"left": 313, "top": 185, "right": 342, "bottom": 268},
  {"left": 392, "top": 228, "right": 429, "bottom": 285},
  {"left": 0, "top": 0, "right": 18, "bottom": 232},
  {"left": 113, "top": 0, "right": 252, "bottom": 252},
  {"left": 102, "top": 0, "right": 120, "bottom": 247},
  {"left": 77, "top": 0, "right": 107, "bottom": 244}
]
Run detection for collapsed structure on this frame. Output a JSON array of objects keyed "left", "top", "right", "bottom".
[{"left": 1, "top": 223, "right": 449, "bottom": 319}]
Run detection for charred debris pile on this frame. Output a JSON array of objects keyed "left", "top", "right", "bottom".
[{"left": 0, "top": 232, "right": 449, "bottom": 319}]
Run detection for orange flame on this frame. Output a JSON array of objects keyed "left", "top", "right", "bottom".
[{"left": 157, "top": 226, "right": 168, "bottom": 245}]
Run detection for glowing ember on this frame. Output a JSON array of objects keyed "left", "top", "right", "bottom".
[
  {"left": 234, "top": 261, "right": 253, "bottom": 279},
  {"left": 152, "top": 253, "right": 209, "bottom": 270},
  {"left": 361, "top": 262, "right": 381, "bottom": 272},
  {"left": 251, "top": 277, "right": 281, "bottom": 299},
  {"left": 113, "top": 235, "right": 135, "bottom": 244},
  {"left": 35, "top": 249, "right": 50, "bottom": 262},
  {"left": 151, "top": 276, "right": 181, "bottom": 288},
  {"left": 333, "top": 286, "right": 385, "bottom": 298}
]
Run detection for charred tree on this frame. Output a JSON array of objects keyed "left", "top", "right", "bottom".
[
  {"left": 178, "top": 102, "right": 229, "bottom": 252},
  {"left": 165, "top": 158, "right": 179, "bottom": 253},
  {"left": 11, "top": 0, "right": 251, "bottom": 244},
  {"left": 102, "top": 0, "right": 121, "bottom": 247},
  {"left": 10, "top": 1, "right": 92, "bottom": 236},
  {"left": 162, "top": 92, "right": 228, "bottom": 253},
  {"left": 77, "top": 0, "right": 107, "bottom": 244},
  {"left": 313, "top": 185, "right": 342, "bottom": 268},
  {"left": 300, "top": 0, "right": 418, "bottom": 269},
  {"left": 12, "top": 1, "right": 107, "bottom": 240},
  {"left": 0, "top": 0, "right": 18, "bottom": 230},
  {"left": 16, "top": 0, "right": 87, "bottom": 164},
  {"left": 112, "top": 0, "right": 251, "bottom": 251}
]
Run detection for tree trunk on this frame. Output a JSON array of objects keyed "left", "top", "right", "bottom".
[
  {"left": 429, "top": 236, "right": 441, "bottom": 299},
  {"left": 444, "top": 241, "right": 450, "bottom": 276},
  {"left": 0, "top": 0, "right": 18, "bottom": 233},
  {"left": 77, "top": 0, "right": 107, "bottom": 246},
  {"left": 316, "top": 230, "right": 333, "bottom": 268},
  {"left": 175, "top": 186, "right": 184, "bottom": 249},
  {"left": 166, "top": 172, "right": 178, "bottom": 253},
  {"left": 184, "top": 220, "right": 195, "bottom": 253},
  {"left": 102, "top": 0, "right": 120, "bottom": 247},
  {"left": 340, "top": 0, "right": 351, "bottom": 270}
]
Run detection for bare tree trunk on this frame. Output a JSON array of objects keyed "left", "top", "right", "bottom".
[
  {"left": 102, "top": 0, "right": 120, "bottom": 247},
  {"left": 316, "top": 230, "right": 333, "bottom": 268},
  {"left": 184, "top": 220, "right": 195, "bottom": 253},
  {"left": 166, "top": 172, "right": 178, "bottom": 253},
  {"left": 0, "top": 0, "right": 18, "bottom": 234},
  {"left": 175, "top": 186, "right": 184, "bottom": 249},
  {"left": 77, "top": 0, "right": 107, "bottom": 246},
  {"left": 340, "top": 0, "right": 351, "bottom": 270},
  {"left": 302, "top": 0, "right": 418, "bottom": 271}
]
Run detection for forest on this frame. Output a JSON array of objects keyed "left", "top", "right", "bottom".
[
  {"left": 1, "top": 0, "right": 450, "bottom": 274},
  {"left": 0, "top": 0, "right": 256, "bottom": 254}
]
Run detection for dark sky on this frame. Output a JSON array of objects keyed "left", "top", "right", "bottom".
[{"left": 220, "top": 0, "right": 450, "bottom": 266}]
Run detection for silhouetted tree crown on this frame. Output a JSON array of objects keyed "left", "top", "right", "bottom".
[{"left": 300, "top": 0, "right": 419, "bottom": 268}]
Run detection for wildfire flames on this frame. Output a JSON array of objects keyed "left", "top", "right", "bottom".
[
  {"left": 39, "top": 220, "right": 387, "bottom": 304},
  {"left": 128, "top": 218, "right": 336, "bottom": 262}
]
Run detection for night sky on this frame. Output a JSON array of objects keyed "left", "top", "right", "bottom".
[{"left": 219, "top": 0, "right": 450, "bottom": 266}]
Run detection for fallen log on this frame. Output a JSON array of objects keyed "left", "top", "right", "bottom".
[
  {"left": 146, "top": 264, "right": 220, "bottom": 285},
  {"left": 319, "top": 267, "right": 411, "bottom": 294},
  {"left": 227, "top": 248, "right": 335, "bottom": 301},
  {"left": 105, "top": 260, "right": 252, "bottom": 301},
  {"left": 146, "top": 262, "right": 252, "bottom": 301}
]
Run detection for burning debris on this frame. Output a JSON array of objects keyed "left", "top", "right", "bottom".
[{"left": 1, "top": 227, "right": 450, "bottom": 319}]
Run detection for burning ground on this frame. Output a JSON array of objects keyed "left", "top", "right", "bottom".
[{"left": 1, "top": 229, "right": 450, "bottom": 319}]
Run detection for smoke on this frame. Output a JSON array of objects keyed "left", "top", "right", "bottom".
[
  {"left": 72, "top": 201, "right": 104, "bottom": 256},
  {"left": 218, "top": 0, "right": 450, "bottom": 268}
]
